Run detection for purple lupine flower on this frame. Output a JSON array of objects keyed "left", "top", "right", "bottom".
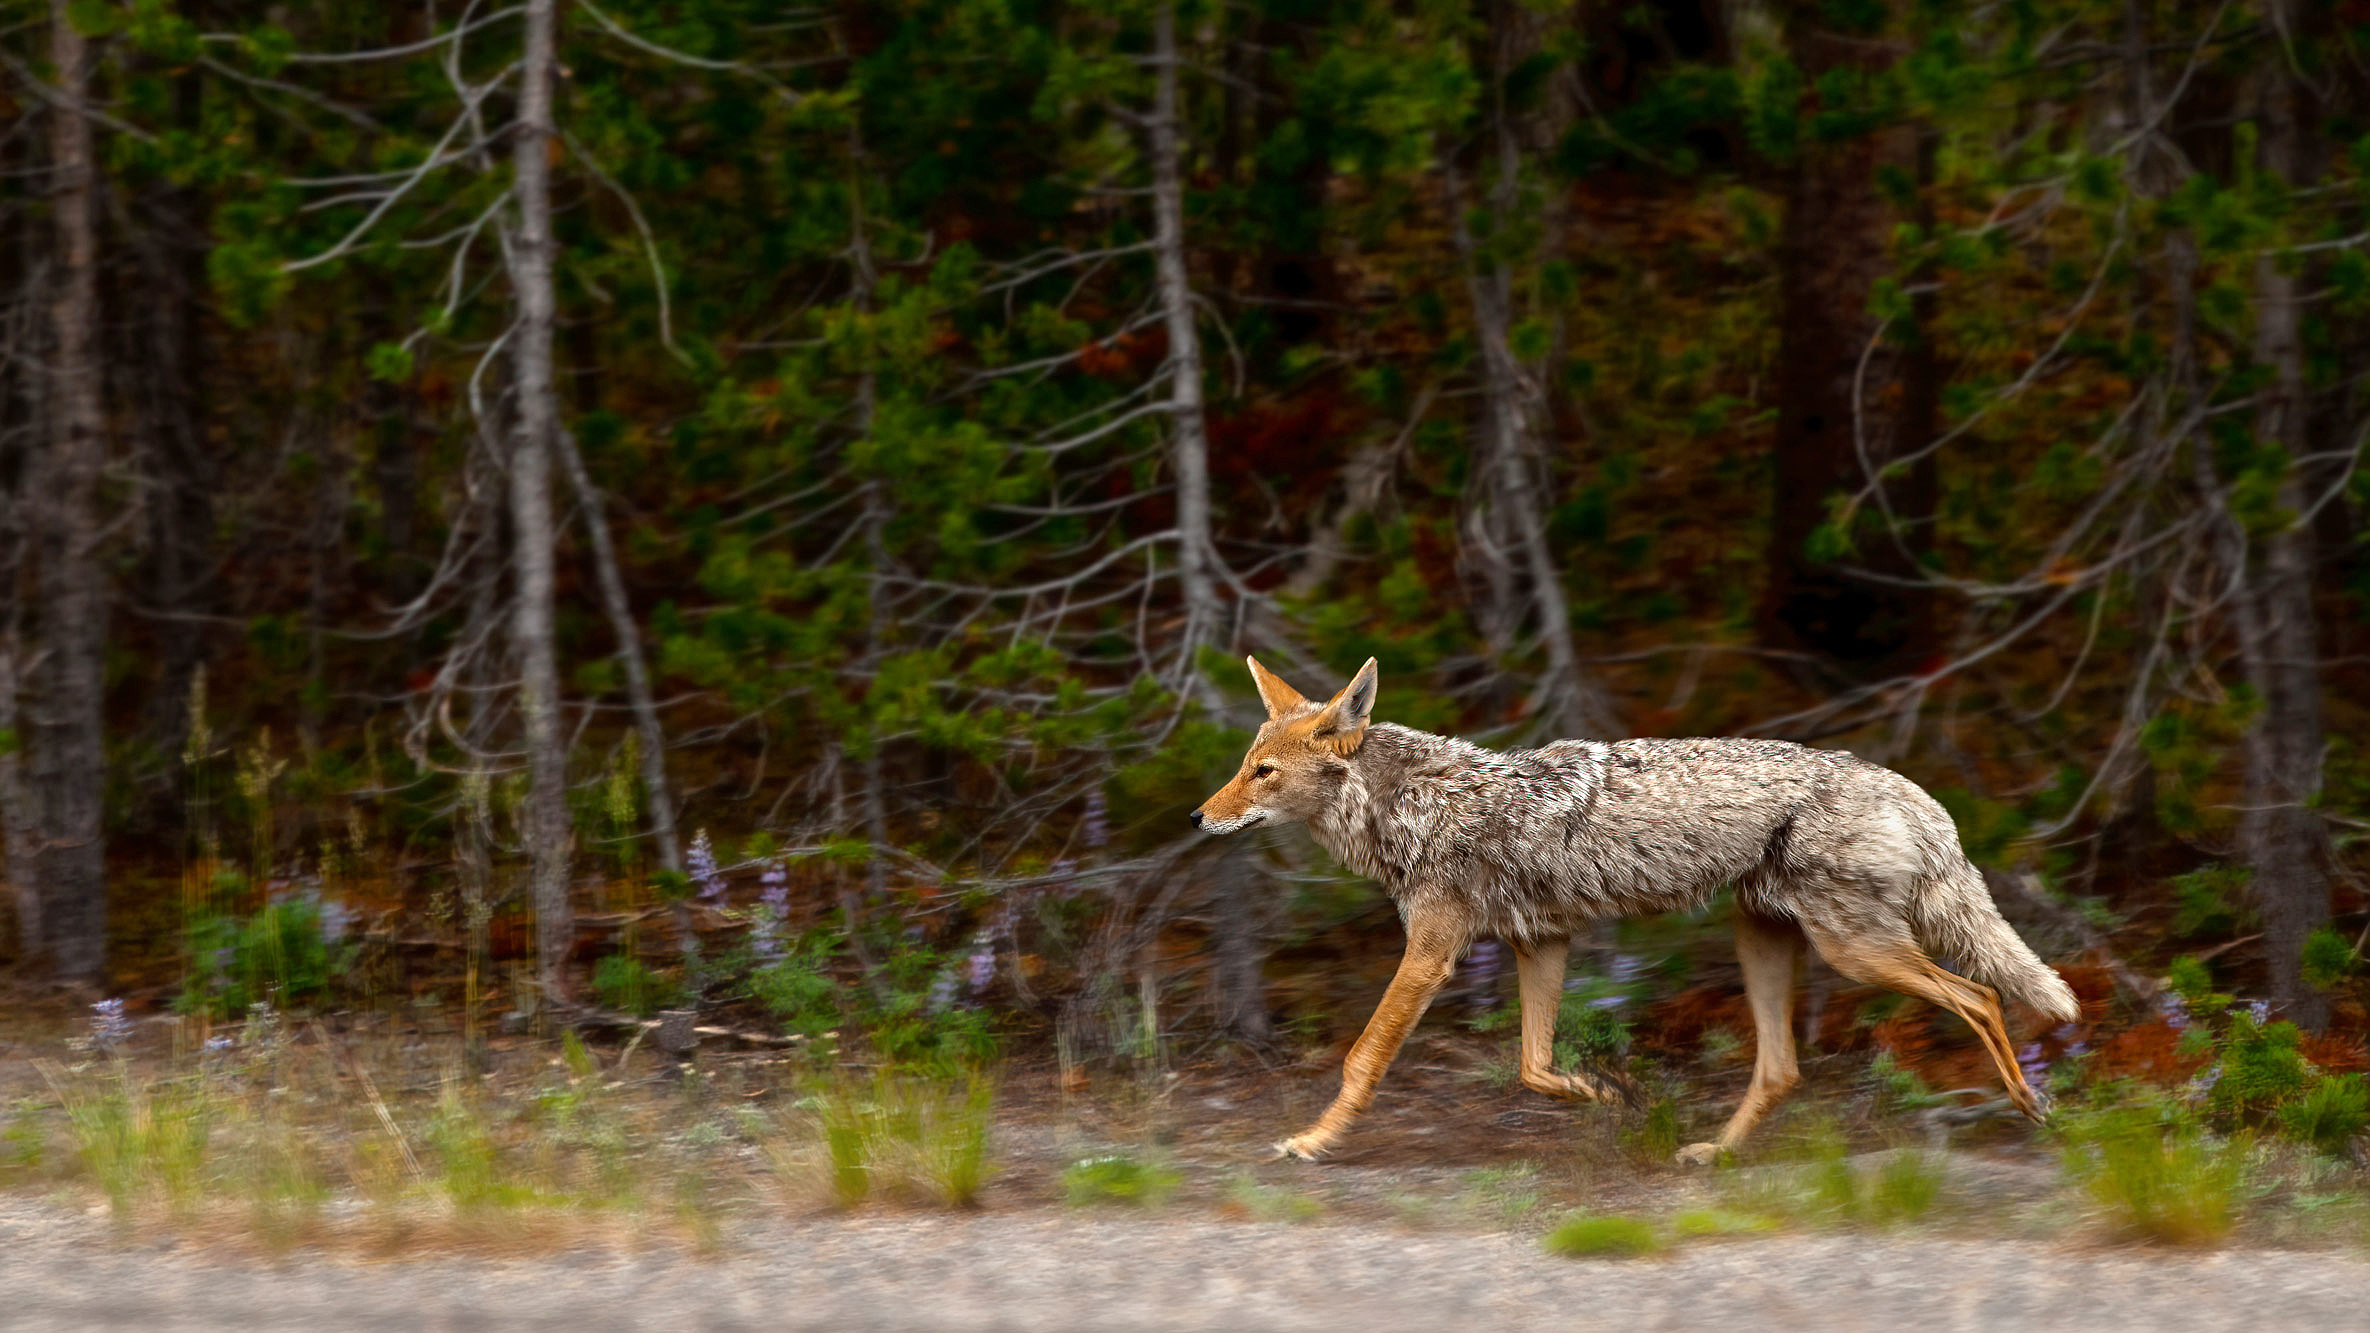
[
  {"left": 965, "top": 936, "right": 997, "bottom": 995},
  {"left": 1607, "top": 953, "right": 1648, "bottom": 985},
  {"left": 317, "top": 896, "right": 354, "bottom": 944},
  {"left": 1082, "top": 790, "right": 1110, "bottom": 849},
  {"left": 2154, "top": 991, "right": 2190, "bottom": 1030},
  {"left": 2018, "top": 1041, "right": 2049, "bottom": 1087},
  {"left": 1463, "top": 940, "right": 1504, "bottom": 1008},
  {"left": 688, "top": 829, "right": 728, "bottom": 904},
  {"left": 203, "top": 1035, "right": 235, "bottom": 1055},
  {"left": 926, "top": 966, "right": 961, "bottom": 1014},
  {"left": 750, "top": 857, "right": 790, "bottom": 962},
  {"left": 88, "top": 999, "right": 132, "bottom": 1052},
  {"left": 2247, "top": 999, "right": 2271, "bottom": 1025}
]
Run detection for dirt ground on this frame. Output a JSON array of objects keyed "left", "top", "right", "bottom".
[
  {"left": 5, "top": 996, "right": 2368, "bottom": 1331},
  {"left": 5, "top": 1194, "right": 2367, "bottom": 1332}
]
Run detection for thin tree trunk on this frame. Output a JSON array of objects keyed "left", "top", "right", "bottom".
[
  {"left": 1151, "top": 2, "right": 1269, "bottom": 1045},
  {"left": 2239, "top": 16, "right": 2331, "bottom": 1029},
  {"left": 1151, "top": 1, "right": 1223, "bottom": 682},
  {"left": 556, "top": 427, "right": 680, "bottom": 878},
  {"left": 1442, "top": 148, "right": 1620, "bottom": 741},
  {"left": 0, "top": 639, "right": 37, "bottom": 962},
  {"left": 133, "top": 64, "right": 213, "bottom": 771},
  {"left": 507, "top": 0, "right": 572, "bottom": 1000},
  {"left": 27, "top": 0, "right": 111, "bottom": 984}
]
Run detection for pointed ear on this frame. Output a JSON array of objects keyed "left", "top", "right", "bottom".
[
  {"left": 1310, "top": 658, "right": 1378, "bottom": 754},
  {"left": 1245, "top": 655, "right": 1309, "bottom": 719}
]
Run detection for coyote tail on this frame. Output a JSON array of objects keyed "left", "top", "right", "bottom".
[{"left": 1914, "top": 865, "right": 2080, "bottom": 1024}]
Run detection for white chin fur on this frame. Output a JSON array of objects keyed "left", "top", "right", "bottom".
[{"left": 1201, "top": 811, "right": 1270, "bottom": 835}]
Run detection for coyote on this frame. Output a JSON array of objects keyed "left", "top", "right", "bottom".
[{"left": 1192, "top": 656, "right": 2079, "bottom": 1164}]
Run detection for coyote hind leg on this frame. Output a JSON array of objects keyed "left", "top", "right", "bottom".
[
  {"left": 1677, "top": 913, "right": 1803, "bottom": 1166},
  {"left": 1801, "top": 918, "right": 2045, "bottom": 1121},
  {"left": 1512, "top": 936, "right": 1633, "bottom": 1103}
]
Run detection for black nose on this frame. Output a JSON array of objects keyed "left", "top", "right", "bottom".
[{"left": 1189, "top": 810, "right": 1204, "bottom": 827}]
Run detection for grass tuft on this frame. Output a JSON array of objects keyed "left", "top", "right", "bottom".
[{"left": 1542, "top": 1213, "right": 1660, "bottom": 1258}]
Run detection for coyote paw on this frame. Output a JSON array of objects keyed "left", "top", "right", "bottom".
[
  {"left": 1274, "top": 1132, "right": 1334, "bottom": 1162},
  {"left": 1673, "top": 1142, "right": 1725, "bottom": 1168}
]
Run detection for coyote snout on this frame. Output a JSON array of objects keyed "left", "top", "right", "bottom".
[{"left": 1198, "top": 654, "right": 2078, "bottom": 1166}]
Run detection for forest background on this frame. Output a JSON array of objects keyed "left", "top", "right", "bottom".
[{"left": 1, "top": 0, "right": 2367, "bottom": 1122}]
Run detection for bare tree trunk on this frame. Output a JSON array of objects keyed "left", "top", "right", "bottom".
[
  {"left": 507, "top": 0, "right": 572, "bottom": 1000},
  {"left": 556, "top": 427, "right": 680, "bottom": 878},
  {"left": 1441, "top": 50, "right": 1621, "bottom": 742},
  {"left": 133, "top": 63, "right": 213, "bottom": 771},
  {"left": 1151, "top": 1, "right": 1223, "bottom": 683},
  {"left": 1151, "top": 2, "right": 1269, "bottom": 1045},
  {"left": 0, "top": 639, "right": 36, "bottom": 962},
  {"left": 25, "top": 0, "right": 111, "bottom": 984},
  {"left": 2239, "top": 17, "right": 2331, "bottom": 1029}
]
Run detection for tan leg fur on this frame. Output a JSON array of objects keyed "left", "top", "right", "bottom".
[
  {"left": 1276, "top": 904, "right": 1462, "bottom": 1160},
  {"left": 1513, "top": 936, "right": 1630, "bottom": 1102},
  {"left": 1676, "top": 913, "right": 1804, "bottom": 1166}
]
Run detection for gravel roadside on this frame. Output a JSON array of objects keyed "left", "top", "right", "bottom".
[{"left": 3, "top": 1198, "right": 2362, "bottom": 1332}]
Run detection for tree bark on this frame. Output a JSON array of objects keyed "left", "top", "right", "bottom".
[
  {"left": 1758, "top": 8, "right": 1936, "bottom": 671},
  {"left": 25, "top": 0, "right": 112, "bottom": 984},
  {"left": 556, "top": 427, "right": 681, "bottom": 878},
  {"left": 507, "top": 0, "right": 573, "bottom": 1000},
  {"left": 1442, "top": 8, "right": 1621, "bottom": 741},
  {"left": 1151, "top": 2, "right": 1269, "bottom": 1045},
  {"left": 132, "top": 62, "right": 214, "bottom": 772},
  {"left": 2238, "top": 14, "right": 2331, "bottom": 1029}
]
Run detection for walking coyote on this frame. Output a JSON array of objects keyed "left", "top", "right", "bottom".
[{"left": 1191, "top": 656, "right": 2079, "bottom": 1164}]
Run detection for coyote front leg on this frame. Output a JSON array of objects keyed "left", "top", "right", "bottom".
[{"left": 1277, "top": 906, "right": 1461, "bottom": 1161}]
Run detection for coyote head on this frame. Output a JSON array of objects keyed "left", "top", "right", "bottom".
[{"left": 1191, "top": 656, "right": 1377, "bottom": 834}]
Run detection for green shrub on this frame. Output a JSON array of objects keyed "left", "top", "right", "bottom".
[
  {"left": 1542, "top": 1214, "right": 1660, "bottom": 1258},
  {"left": 52, "top": 1068, "right": 211, "bottom": 1221},
  {"left": 592, "top": 953, "right": 684, "bottom": 1019},
  {"left": 2210, "top": 1014, "right": 2312, "bottom": 1125},
  {"left": 1672, "top": 1207, "right": 1779, "bottom": 1237},
  {"left": 2299, "top": 927, "right": 2359, "bottom": 992},
  {"left": 748, "top": 938, "right": 842, "bottom": 1037},
  {"left": 2277, "top": 1074, "right": 2368, "bottom": 1156},
  {"left": 2060, "top": 1101, "right": 2252, "bottom": 1246},
  {"left": 788, "top": 1070, "right": 997, "bottom": 1210},
  {"left": 177, "top": 899, "right": 345, "bottom": 1018},
  {"left": 1554, "top": 989, "right": 1632, "bottom": 1072},
  {"left": 1063, "top": 1154, "right": 1180, "bottom": 1207}
]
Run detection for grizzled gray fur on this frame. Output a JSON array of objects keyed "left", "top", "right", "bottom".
[{"left": 1304, "top": 724, "right": 2075, "bottom": 1020}]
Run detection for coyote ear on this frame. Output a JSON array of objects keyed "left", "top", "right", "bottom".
[
  {"left": 1310, "top": 658, "right": 1378, "bottom": 754},
  {"left": 1246, "top": 655, "right": 1309, "bottom": 719}
]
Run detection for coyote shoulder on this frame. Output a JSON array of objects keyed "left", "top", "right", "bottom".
[{"left": 1193, "top": 656, "right": 2078, "bottom": 1164}]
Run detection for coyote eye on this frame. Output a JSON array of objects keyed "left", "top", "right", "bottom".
[{"left": 1253, "top": 763, "right": 1274, "bottom": 779}]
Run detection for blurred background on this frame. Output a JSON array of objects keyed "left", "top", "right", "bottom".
[{"left": 0, "top": 0, "right": 2367, "bottom": 1257}]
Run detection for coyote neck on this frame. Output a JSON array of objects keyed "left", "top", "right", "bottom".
[{"left": 1304, "top": 723, "right": 1525, "bottom": 895}]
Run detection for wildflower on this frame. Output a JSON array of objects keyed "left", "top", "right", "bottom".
[
  {"left": 750, "top": 856, "right": 790, "bottom": 962},
  {"left": 1463, "top": 940, "right": 1504, "bottom": 1008},
  {"left": 2246, "top": 999, "right": 2271, "bottom": 1025},
  {"left": 1081, "top": 790, "right": 1110, "bottom": 849},
  {"left": 966, "top": 936, "right": 997, "bottom": 995},
  {"left": 1606, "top": 953, "right": 1648, "bottom": 985},
  {"left": 688, "top": 829, "right": 728, "bottom": 904},
  {"left": 926, "top": 966, "right": 961, "bottom": 1014},
  {"left": 2154, "top": 990, "right": 2190, "bottom": 1030},
  {"left": 2018, "top": 1042, "right": 2050, "bottom": 1087},
  {"left": 202, "top": 1035, "right": 236, "bottom": 1055},
  {"left": 88, "top": 998, "right": 132, "bottom": 1052},
  {"left": 318, "top": 896, "right": 355, "bottom": 943}
]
